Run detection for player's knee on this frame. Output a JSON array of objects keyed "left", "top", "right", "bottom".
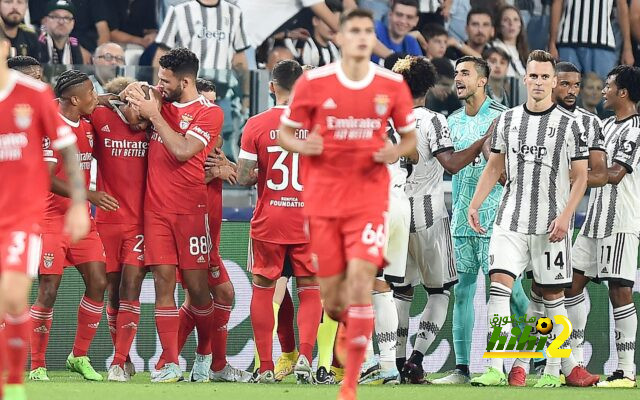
[
  {"left": 90, "top": 273, "right": 108, "bottom": 295},
  {"left": 252, "top": 274, "right": 275, "bottom": 288},
  {"left": 608, "top": 284, "right": 632, "bottom": 307},
  {"left": 38, "top": 284, "right": 59, "bottom": 308},
  {"left": 214, "top": 281, "right": 235, "bottom": 304},
  {"left": 296, "top": 276, "right": 317, "bottom": 287},
  {"left": 393, "top": 284, "right": 413, "bottom": 298},
  {"left": 324, "top": 303, "right": 344, "bottom": 322}
]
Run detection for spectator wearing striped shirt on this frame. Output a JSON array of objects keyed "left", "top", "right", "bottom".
[
  {"left": 549, "top": 0, "right": 634, "bottom": 77},
  {"left": 286, "top": 0, "right": 341, "bottom": 67},
  {"left": 38, "top": 0, "right": 83, "bottom": 65}
]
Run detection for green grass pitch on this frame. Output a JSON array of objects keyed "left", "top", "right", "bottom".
[{"left": 23, "top": 372, "right": 640, "bottom": 400}]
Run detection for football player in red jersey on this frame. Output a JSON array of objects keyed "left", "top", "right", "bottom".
[
  {"left": 237, "top": 60, "right": 322, "bottom": 384},
  {"left": 277, "top": 9, "right": 417, "bottom": 400},
  {"left": 29, "top": 70, "right": 113, "bottom": 382},
  {"left": 127, "top": 48, "right": 223, "bottom": 383},
  {"left": 0, "top": 32, "right": 89, "bottom": 400}
]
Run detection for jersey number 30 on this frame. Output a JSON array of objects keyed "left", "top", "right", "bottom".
[{"left": 267, "top": 146, "right": 303, "bottom": 192}]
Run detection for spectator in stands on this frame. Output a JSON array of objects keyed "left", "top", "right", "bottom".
[
  {"left": 483, "top": 46, "right": 510, "bottom": 107},
  {"left": 1, "top": 0, "right": 40, "bottom": 58},
  {"left": 7, "top": 54, "right": 42, "bottom": 79},
  {"left": 70, "top": 0, "right": 111, "bottom": 64},
  {"left": 266, "top": 46, "right": 295, "bottom": 72},
  {"left": 421, "top": 23, "right": 449, "bottom": 60},
  {"left": 196, "top": 78, "right": 216, "bottom": 101},
  {"left": 288, "top": 0, "right": 341, "bottom": 67},
  {"left": 445, "top": 8, "right": 493, "bottom": 60},
  {"left": 38, "top": 0, "right": 82, "bottom": 65},
  {"left": 580, "top": 72, "right": 604, "bottom": 115},
  {"left": 426, "top": 57, "right": 461, "bottom": 115},
  {"left": 91, "top": 42, "right": 125, "bottom": 92},
  {"left": 109, "top": 0, "right": 158, "bottom": 49},
  {"left": 549, "top": 0, "right": 634, "bottom": 77},
  {"left": 372, "top": 0, "right": 422, "bottom": 64},
  {"left": 491, "top": 5, "right": 527, "bottom": 78},
  {"left": 416, "top": 0, "right": 452, "bottom": 29},
  {"left": 632, "top": 0, "right": 640, "bottom": 67},
  {"left": 137, "top": 42, "right": 170, "bottom": 84}
]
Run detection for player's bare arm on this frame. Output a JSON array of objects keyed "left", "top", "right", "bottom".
[
  {"left": 586, "top": 150, "right": 608, "bottom": 187},
  {"left": 236, "top": 158, "right": 258, "bottom": 186},
  {"left": 58, "top": 144, "right": 91, "bottom": 242},
  {"left": 549, "top": 158, "right": 587, "bottom": 242},
  {"left": 374, "top": 129, "right": 417, "bottom": 163},
  {"left": 607, "top": 162, "right": 630, "bottom": 185},
  {"left": 434, "top": 135, "right": 487, "bottom": 174},
  {"left": 468, "top": 151, "right": 506, "bottom": 234},
  {"left": 277, "top": 124, "right": 323, "bottom": 156}
]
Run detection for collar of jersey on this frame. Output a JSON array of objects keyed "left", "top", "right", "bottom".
[
  {"left": 613, "top": 113, "right": 640, "bottom": 124},
  {"left": 336, "top": 61, "right": 376, "bottom": 90},
  {"left": 59, "top": 113, "right": 80, "bottom": 128},
  {"left": 172, "top": 95, "right": 205, "bottom": 108},
  {"left": 523, "top": 103, "right": 556, "bottom": 116}
]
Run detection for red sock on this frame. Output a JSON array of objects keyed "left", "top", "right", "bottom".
[
  {"left": 73, "top": 296, "right": 104, "bottom": 357},
  {"left": 112, "top": 301, "right": 140, "bottom": 367},
  {"left": 211, "top": 302, "right": 232, "bottom": 372},
  {"left": 277, "top": 289, "right": 296, "bottom": 354},
  {"left": 29, "top": 306, "right": 53, "bottom": 369},
  {"left": 341, "top": 305, "right": 374, "bottom": 397},
  {"left": 192, "top": 301, "right": 215, "bottom": 355},
  {"left": 296, "top": 284, "right": 322, "bottom": 361},
  {"left": 106, "top": 306, "right": 118, "bottom": 347},
  {"left": 5, "top": 311, "right": 30, "bottom": 384},
  {"left": 155, "top": 307, "right": 179, "bottom": 365},
  {"left": 251, "top": 283, "right": 275, "bottom": 372},
  {"left": 177, "top": 304, "right": 196, "bottom": 353}
]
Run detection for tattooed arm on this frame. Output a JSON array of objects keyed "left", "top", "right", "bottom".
[{"left": 236, "top": 158, "right": 258, "bottom": 186}]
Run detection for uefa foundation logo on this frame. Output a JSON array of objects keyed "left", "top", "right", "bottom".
[{"left": 483, "top": 314, "right": 573, "bottom": 358}]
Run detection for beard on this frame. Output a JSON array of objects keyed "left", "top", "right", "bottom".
[
  {"left": 1, "top": 13, "right": 22, "bottom": 28},
  {"left": 164, "top": 85, "right": 183, "bottom": 103},
  {"left": 559, "top": 98, "right": 577, "bottom": 111}
]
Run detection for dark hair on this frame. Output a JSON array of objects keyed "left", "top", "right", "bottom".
[
  {"left": 383, "top": 52, "right": 408, "bottom": 70},
  {"left": 54, "top": 69, "right": 90, "bottom": 98},
  {"left": 272, "top": 59, "right": 303, "bottom": 92},
  {"left": 482, "top": 46, "right": 510, "bottom": 62},
  {"left": 325, "top": 0, "right": 343, "bottom": 13},
  {"left": 556, "top": 61, "right": 580, "bottom": 74},
  {"left": 526, "top": 49, "right": 556, "bottom": 72},
  {"left": 495, "top": 5, "right": 528, "bottom": 67},
  {"left": 432, "top": 57, "right": 455, "bottom": 80},
  {"left": 456, "top": 56, "right": 490, "bottom": 78},
  {"left": 467, "top": 7, "right": 493, "bottom": 26},
  {"left": 159, "top": 47, "right": 199, "bottom": 79},
  {"left": 422, "top": 23, "right": 448, "bottom": 41},
  {"left": 339, "top": 8, "right": 374, "bottom": 27},
  {"left": 607, "top": 65, "right": 640, "bottom": 103},
  {"left": 391, "top": 0, "right": 419, "bottom": 12},
  {"left": 196, "top": 78, "right": 216, "bottom": 93},
  {"left": 392, "top": 56, "right": 438, "bottom": 98},
  {"left": 8, "top": 55, "right": 41, "bottom": 70}
]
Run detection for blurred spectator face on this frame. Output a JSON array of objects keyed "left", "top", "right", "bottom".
[
  {"left": 524, "top": 60, "right": 556, "bottom": 101},
  {"left": 582, "top": 73, "right": 604, "bottom": 109},
  {"left": 454, "top": 61, "right": 484, "bottom": 100},
  {"left": 466, "top": 13, "right": 493, "bottom": 48},
  {"left": 121, "top": 103, "right": 150, "bottom": 131},
  {"left": 94, "top": 44, "right": 126, "bottom": 67},
  {"left": 499, "top": 8, "right": 522, "bottom": 42},
  {"left": 313, "top": 12, "right": 339, "bottom": 43},
  {"left": 336, "top": 16, "right": 376, "bottom": 61},
  {"left": 425, "top": 34, "right": 447, "bottom": 59},
  {"left": 553, "top": 71, "right": 581, "bottom": 109},
  {"left": 266, "top": 46, "right": 294, "bottom": 72},
  {"left": 0, "top": 0, "right": 26, "bottom": 28},
  {"left": 388, "top": 3, "right": 418, "bottom": 39},
  {"left": 487, "top": 51, "right": 508, "bottom": 79},
  {"left": 44, "top": 9, "right": 75, "bottom": 40}
]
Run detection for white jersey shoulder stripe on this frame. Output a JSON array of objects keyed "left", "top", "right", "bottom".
[{"left": 373, "top": 66, "right": 403, "bottom": 82}]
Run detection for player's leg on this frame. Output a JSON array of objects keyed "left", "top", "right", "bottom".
[
  {"left": 274, "top": 263, "right": 297, "bottom": 381},
  {"left": 106, "top": 271, "right": 121, "bottom": 349},
  {"left": 98, "top": 222, "right": 124, "bottom": 351},
  {"left": 316, "top": 309, "right": 338, "bottom": 384},
  {"left": 177, "top": 287, "right": 195, "bottom": 355}
]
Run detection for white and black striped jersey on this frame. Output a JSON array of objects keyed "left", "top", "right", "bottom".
[
  {"left": 387, "top": 122, "right": 408, "bottom": 198},
  {"left": 582, "top": 115, "right": 640, "bottom": 238},
  {"left": 404, "top": 107, "right": 454, "bottom": 232},
  {"left": 285, "top": 37, "right": 340, "bottom": 68},
  {"left": 419, "top": 0, "right": 440, "bottom": 13},
  {"left": 556, "top": 0, "right": 616, "bottom": 50},
  {"left": 571, "top": 106, "right": 605, "bottom": 151},
  {"left": 491, "top": 104, "right": 589, "bottom": 234},
  {"left": 156, "top": 0, "right": 249, "bottom": 69}
]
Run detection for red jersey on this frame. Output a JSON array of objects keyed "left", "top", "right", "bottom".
[
  {"left": 281, "top": 62, "right": 416, "bottom": 217},
  {"left": 146, "top": 96, "right": 222, "bottom": 214},
  {"left": 240, "top": 106, "right": 308, "bottom": 243},
  {"left": 90, "top": 106, "right": 148, "bottom": 225},
  {"left": 43, "top": 114, "right": 94, "bottom": 224},
  {"left": 0, "top": 70, "right": 75, "bottom": 231},
  {"left": 207, "top": 178, "right": 222, "bottom": 222}
]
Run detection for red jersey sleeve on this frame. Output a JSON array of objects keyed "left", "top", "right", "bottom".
[
  {"left": 390, "top": 80, "right": 416, "bottom": 134},
  {"left": 186, "top": 106, "right": 223, "bottom": 148},
  {"left": 39, "top": 89, "right": 75, "bottom": 150},
  {"left": 281, "top": 74, "right": 313, "bottom": 129},
  {"left": 238, "top": 117, "right": 258, "bottom": 161}
]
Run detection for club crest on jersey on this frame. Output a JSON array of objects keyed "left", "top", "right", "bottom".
[
  {"left": 180, "top": 113, "right": 194, "bottom": 130},
  {"left": 43, "top": 253, "right": 54, "bottom": 269},
  {"left": 547, "top": 126, "right": 557, "bottom": 138},
  {"left": 13, "top": 104, "right": 32, "bottom": 130},
  {"left": 373, "top": 94, "right": 390, "bottom": 116}
]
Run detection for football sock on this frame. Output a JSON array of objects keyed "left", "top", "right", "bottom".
[
  {"left": 211, "top": 302, "right": 232, "bottom": 372},
  {"left": 373, "top": 291, "right": 398, "bottom": 371},
  {"left": 277, "top": 288, "right": 296, "bottom": 354},
  {"left": 192, "top": 301, "right": 215, "bottom": 356},
  {"left": 106, "top": 305, "right": 118, "bottom": 347},
  {"left": 413, "top": 291, "right": 450, "bottom": 356},
  {"left": 73, "top": 296, "right": 104, "bottom": 357},
  {"left": 453, "top": 271, "right": 477, "bottom": 367},
  {"left": 613, "top": 303, "right": 637, "bottom": 378},
  {"left": 543, "top": 297, "right": 574, "bottom": 376},
  {"left": 316, "top": 311, "right": 338, "bottom": 370},
  {"left": 29, "top": 306, "right": 53, "bottom": 370},
  {"left": 565, "top": 291, "right": 587, "bottom": 366},
  {"left": 155, "top": 306, "right": 179, "bottom": 365},
  {"left": 512, "top": 290, "right": 545, "bottom": 372},
  {"left": 251, "top": 283, "right": 276, "bottom": 372},
  {"left": 296, "top": 283, "right": 322, "bottom": 361},
  {"left": 510, "top": 278, "right": 529, "bottom": 329},
  {"left": 486, "top": 282, "right": 511, "bottom": 371},
  {"left": 393, "top": 289, "right": 412, "bottom": 365},
  {"left": 112, "top": 300, "right": 140, "bottom": 367},
  {"left": 5, "top": 311, "right": 30, "bottom": 384},
  {"left": 177, "top": 304, "right": 196, "bottom": 353},
  {"left": 341, "top": 305, "right": 374, "bottom": 398}
]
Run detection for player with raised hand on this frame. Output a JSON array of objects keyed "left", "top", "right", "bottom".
[
  {"left": 0, "top": 31, "right": 88, "bottom": 400},
  {"left": 126, "top": 48, "right": 222, "bottom": 383},
  {"left": 468, "top": 50, "right": 598, "bottom": 388},
  {"left": 29, "top": 70, "right": 110, "bottom": 383},
  {"left": 278, "top": 9, "right": 417, "bottom": 400}
]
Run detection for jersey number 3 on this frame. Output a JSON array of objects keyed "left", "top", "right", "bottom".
[{"left": 267, "top": 146, "right": 303, "bottom": 192}]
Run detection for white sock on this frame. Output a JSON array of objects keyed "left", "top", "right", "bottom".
[
  {"left": 373, "top": 291, "right": 399, "bottom": 372},
  {"left": 365, "top": 333, "right": 375, "bottom": 363},
  {"left": 565, "top": 291, "right": 587, "bottom": 366},
  {"left": 413, "top": 291, "right": 450, "bottom": 356},
  {"left": 613, "top": 303, "right": 637, "bottom": 378},
  {"left": 486, "top": 282, "right": 512, "bottom": 371},
  {"left": 543, "top": 297, "right": 578, "bottom": 376},
  {"left": 511, "top": 290, "right": 544, "bottom": 373},
  {"left": 394, "top": 290, "right": 412, "bottom": 360}
]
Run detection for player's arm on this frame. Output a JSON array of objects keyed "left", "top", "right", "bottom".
[
  {"left": 204, "top": 147, "right": 237, "bottom": 184},
  {"left": 607, "top": 129, "right": 640, "bottom": 184},
  {"left": 586, "top": 149, "right": 608, "bottom": 187},
  {"left": 48, "top": 164, "right": 119, "bottom": 211},
  {"left": 236, "top": 158, "right": 258, "bottom": 186},
  {"left": 549, "top": 158, "right": 587, "bottom": 242},
  {"left": 468, "top": 151, "right": 505, "bottom": 234},
  {"left": 56, "top": 145, "right": 91, "bottom": 242},
  {"left": 435, "top": 136, "right": 486, "bottom": 174}
]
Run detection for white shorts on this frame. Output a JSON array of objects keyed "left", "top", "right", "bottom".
[
  {"left": 572, "top": 233, "right": 639, "bottom": 287},
  {"left": 401, "top": 217, "right": 457, "bottom": 292},
  {"left": 489, "top": 224, "right": 572, "bottom": 288},
  {"left": 380, "top": 193, "right": 410, "bottom": 283}
]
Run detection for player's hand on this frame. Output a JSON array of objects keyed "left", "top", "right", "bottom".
[
  {"left": 128, "top": 88, "right": 161, "bottom": 119},
  {"left": 548, "top": 42, "right": 559, "bottom": 60},
  {"left": 64, "top": 203, "right": 90, "bottom": 243},
  {"left": 299, "top": 127, "right": 323, "bottom": 156},
  {"left": 205, "top": 147, "right": 229, "bottom": 170},
  {"left": 373, "top": 141, "right": 399, "bottom": 164},
  {"left": 88, "top": 190, "right": 119, "bottom": 211},
  {"left": 498, "top": 171, "right": 507, "bottom": 186},
  {"left": 218, "top": 165, "right": 238, "bottom": 185},
  {"left": 468, "top": 207, "right": 486, "bottom": 234},
  {"left": 120, "top": 81, "right": 147, "bottom": 102},
  {"left": 621, "top": 47, "right": 635, "bottom": 66},
  {"left": 548, "top": 215, "right": 570, "bottom": 242}
]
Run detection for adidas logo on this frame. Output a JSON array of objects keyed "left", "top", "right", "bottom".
[
  {"left": 555, "top": 273, "right": 564, "bottom": 279},
  {"left": 322, "top": 98, "right": 337, "bottom": 109},
  {"left": 88, "top": 323, "right": 99, "bottom": 329},
  {"left": 122, "top": 322, "right": 138, "bottom": 329},
  {"left": 197, "top": 255, "right": 206, "bottom": 263},
  {"left": 33, "top": 325, "right": 49, "bottom": 334},
  {"left": 101, "top": 125, "right": 110, "bottom": 132},
  {"left": 367, "top": 246, "right": 379, "bottom": 257},
  {"left": 601, "top": 267, "right": 608, "bottom": 273}
]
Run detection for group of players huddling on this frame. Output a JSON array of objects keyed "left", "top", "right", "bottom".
[{"left": 0, "top": 6, "right": 639, "bottom": 400}]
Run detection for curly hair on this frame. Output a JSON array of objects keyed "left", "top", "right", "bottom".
[
  {"left": 54, "top": 69, "right": 90, "bottom": 98},
  {"left": 392, "top": 56, "right": 438, "bottom": 99},
  {"left": 159, "top": 47, "right": 199, "bottom": 79},
  {"left": 104, "top": 76, "right": 135, "bottom": 95},
  {"left": 8, "top": 55, "right": 40, "bottom": 70}
]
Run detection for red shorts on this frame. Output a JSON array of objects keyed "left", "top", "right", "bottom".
[
  {"left": 248, "top": 238, "right": 314, "bottom": 281},
  {"left": 309, "top": 209, "right": 388, "bottom": 278},
  {"left": 40, "top": 222, "right": 106, "bottom": 275},
  {"left": 97, "top": 223, "right": 145, "bottom": 273},
  {"left": 144, "top": 212, "right": 210, "bottom": 270},
  {"left": 0, "top": 224, "right": 42, "bottom": 278}
]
